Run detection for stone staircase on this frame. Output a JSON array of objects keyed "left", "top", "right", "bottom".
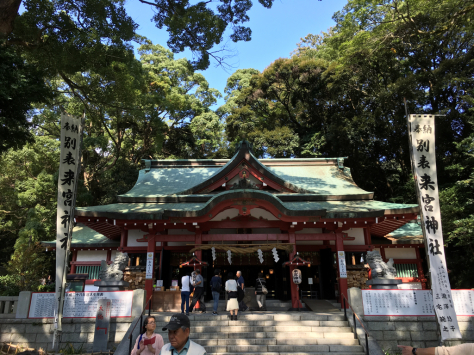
[
  {"left": 149, "top": 311, "right": 366, "bottom": 354},
  {"left": 203, "top": 299, "right": 303, "bottom": 312}
]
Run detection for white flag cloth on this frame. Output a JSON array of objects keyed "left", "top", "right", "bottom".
[
  {"left": 409, "top": 114, "right": 461, "bottom": 340},
  {"left": 55, "top": 114, "right": 83, "bottom": 291}
]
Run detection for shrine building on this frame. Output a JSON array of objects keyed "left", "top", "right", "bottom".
[{"left": 43, "top": 141, "right": 427, "bottom": 309}]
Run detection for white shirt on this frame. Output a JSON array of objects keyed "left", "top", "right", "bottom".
[
  {"left": 225, "top": 279, "right": 237, "bottom": 292},
  {"left": 181, "top": 275, "right": 191, "bottom": 292}
]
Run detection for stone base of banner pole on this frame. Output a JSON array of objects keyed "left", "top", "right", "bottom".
[
  {"left": 94, "top": 280, "right": 130, "bottom": 291},
  {"left": 366, "top": 279, "right": 402, "bottom": 289}
]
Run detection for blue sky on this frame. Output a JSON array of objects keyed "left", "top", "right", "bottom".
[{"left": 126, "top": 0, "right": 348, "bottom": 107}]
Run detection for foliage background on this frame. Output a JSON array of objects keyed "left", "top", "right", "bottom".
[{"left": 0, "top": 0, "right": 472, "bottom": 292}]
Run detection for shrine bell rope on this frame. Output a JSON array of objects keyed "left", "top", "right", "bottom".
[{"left": 189, "top": 243, "right": 294, "bottom": 254}]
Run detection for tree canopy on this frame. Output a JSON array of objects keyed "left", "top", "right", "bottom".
[
  {"left": 220, "top": 0, "right": 474, "bottom": 287},
  {"left": 1, "top": 0, "right": 473, "bottom": 290}
]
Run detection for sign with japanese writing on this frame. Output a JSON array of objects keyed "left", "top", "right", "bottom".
[
  {"left": 28, "top": 291, "right": 133, "bottom": 318},
  {"left": 337, "top": 251, "right": 347, "bottom": 278},
  {"left": 409, "top": 114, "right": 461, "bottom": 339},
  {"left": 146, "top": 252, "right": 154, "bottom": 279},
  {"left": 55, "top": 113, "right": 84, "bottom": 291},
  {"left": 93, "top": 298, "right": 111, "bottom": 352},
  {"left": 362, "top": 290, "right": 474, "bottom": 317}
]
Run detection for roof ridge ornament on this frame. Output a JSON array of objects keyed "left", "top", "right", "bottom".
[
  {"left": 235, "top": 140, "right": 253, "bottom": 154},
  {"left": 144, "top": 159, "right": 151, "bottom": 173}
]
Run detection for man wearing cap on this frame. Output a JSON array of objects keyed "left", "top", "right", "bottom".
[{"left": 160, "top": 313, "right": 207, "bottom": 355}]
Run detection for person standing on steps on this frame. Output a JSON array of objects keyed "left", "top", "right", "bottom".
[
  {"left": 225, "top": 272, "right": 239, "bottom": 320},
  {"left": 255, "top": 272, "right": 267, "bottom": 311},
  {"left": 180, "top": 272, "right": 192, "bottom": 315},
  {"left": 210, "top": 269, "right": 222, "bottom": 315},
  {"left": 189, "top": 269, "right": 206, "bottom": 314},
  {"left": 236, "top": 270, "right": 248, "bottom": 312}
]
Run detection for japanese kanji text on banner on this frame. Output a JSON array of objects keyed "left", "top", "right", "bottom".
[
  {"left": 55, "top": 114, "right": 84, "bottom": 290},
  {"left": 409, "top": 114, "right": 461, "bottom": 340}
]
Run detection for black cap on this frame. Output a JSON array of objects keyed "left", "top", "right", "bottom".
[{"left": 162, "top": 313, "right": 190, "bottom": 331}]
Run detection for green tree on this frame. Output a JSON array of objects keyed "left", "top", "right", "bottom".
[
  {"left": 0, "top": 135, "right": 59, "bottom": 268},
  {"left": 0, "top": 45, "right": 52, "bottom": 153},
  {"left": 6, "top": 242, "right": 52, "bottom": 292},
  {"left": 2, "top": 0, "right": 276, "bottom": 70}
]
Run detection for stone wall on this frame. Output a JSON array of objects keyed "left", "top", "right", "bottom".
[
  {"left": 347, "top": 287, "right": 474, "bottom": 354},
  {"left": 365, "top": 315, "right": 474, "bottom": 353},
  {"left": 0, "top": 318, "right": 134, "bottom": 352},
  {"left": 1, "top": 289, "right": 146, "bottom": 352}
]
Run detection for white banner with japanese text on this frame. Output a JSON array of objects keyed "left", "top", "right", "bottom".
[
  {"left": 409, "top": 114, "right": 461, "bottom": 339},
  {"left": 55, "top": 114, "right": 84, "bottom": 291},
  {"left": 337, "top": 251, "right": 347, "bottom": 278},
  {"left": 146, "top": 252, "right": 154, "bottom": 279}
]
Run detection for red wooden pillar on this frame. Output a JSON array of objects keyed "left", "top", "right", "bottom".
[
  {"left": 70, "top": 250, "right": 77, "bottom": 274},
  {"left": 120, "top": 229, "right": 127, "bottom": 249},
  {"left": 288, "top": 229, "right": 302, "bottom": 309},
  {"left": 158, "top": 243, "right": 165, "bottom": 280},
  {"left": 106, "top": 250, "right": 112, "bottom": 262},
  {"left": 415, "top": 246, "right": 427, "bottom": 289},
  {"left": 363, "top": 227, "right": 372, "bottom": 246},
  {"left": 336, "top": 232, "right": 348, "bottom": 308},
  {"left": 194, "top": 231, "right": 202, "bottom": 262},
  {"left": 145, "top": 235, "right": 156, "bottom": 310},
  {"left": 194, "top": 231, "right": 202, "bottom": 309}
]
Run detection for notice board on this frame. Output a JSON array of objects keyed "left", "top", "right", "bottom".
[
  {"left": 362, "top": 289, "right": 474, "bottom": 317},
  {"left": 28, "top": 291, "right": 133, "bottom": 318}
]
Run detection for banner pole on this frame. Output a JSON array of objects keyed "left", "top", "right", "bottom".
[
  {"left": 404, "top": 102, "right": 460, "bottom": 342},
  {"left": 404, "top": 99, "right": 433, "bottom": 288},
  {"left": 52, "top": 112, "right": 85, "bottom": 351}
]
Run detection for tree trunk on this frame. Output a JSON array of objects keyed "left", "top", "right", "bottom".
[{"left": 0, "top": 0, "right": 22, "bottom": 39}]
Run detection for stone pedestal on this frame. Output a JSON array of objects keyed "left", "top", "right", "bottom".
[
  {"left": 94, "top": 280, "right": 130, "bottom": 291},
  {"left": 366, "top": 279, "right": 402, "bottom": 289}
]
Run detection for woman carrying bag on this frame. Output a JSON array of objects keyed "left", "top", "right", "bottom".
[
  {"left": 131, "top": 316, "right": 164, "bottom": 355},
  {"left": 225, "top": 272, "right": 239, "bottom": 320},
  {"left": 255, "top": 273, "right": 268, "bottom": 311}
]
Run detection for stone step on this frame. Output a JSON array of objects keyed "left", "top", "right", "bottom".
[
  {"left": 207, "top": 353, "right": 365, "bottom": 355},
  {"left": 150, "top": 313, "right": 346, "bottom": 321},
  {"left": 157, "top": 329, "right": 354, "bottom": 339},
  {"left": 200, "top": 345, "right": 364, "bottom": 353},
  {"left": 186, "top": 320, "right": 348, "bottom": 327},
  {"left": 194, "top": 337, "right": 359, "bottom": 346},
  {"left": 159, "top": 323, "right": 349, "bottom": 333}
]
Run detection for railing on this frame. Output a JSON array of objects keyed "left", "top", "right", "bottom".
[
  {"left": 394, "top": 263, "right": 419, "bottom": 278},
  {"left": 0, "top": 296, "right": 18, "bottom": 318},
  {"left": 342, "top": 294, "right": 369, "bottom": 355},
  {"left": 128, "top": 295, "right": 153, "bottom": 354},
  {"left": 76, "top": 265, "right": 101, "bottom": 279}
]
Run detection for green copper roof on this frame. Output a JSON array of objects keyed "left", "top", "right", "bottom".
[
  {"left": 76, "top": 141, "right": 418, "bottom": 223},
  {"left": 386, "top": 222, "right": 423, "bottom": 239},
  {"left": 42, "top": 224, "right": 119, "bottom": 247},
  {"left": 267, "top": 166, "right": 369, "bottom": 196},
  {"left": 119, "top": 167, "right": 222, "bottom": 198},
  {"left": 75, "top": 196, "right": 418, "bottom": 220}
]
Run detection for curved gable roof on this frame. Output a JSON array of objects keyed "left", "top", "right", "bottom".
[{"left": 118, "top": 141, "right": 372, "bottom": 202}]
